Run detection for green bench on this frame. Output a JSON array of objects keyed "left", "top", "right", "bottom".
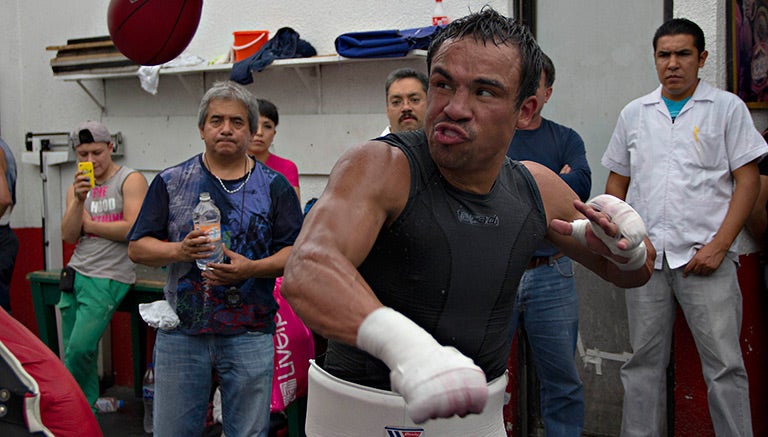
[
  {"left": 26, "top": 268, "right": 164, "bottom": 397},
  {"left": 27, "top": 268, "right": 307, "bottom": 436}
]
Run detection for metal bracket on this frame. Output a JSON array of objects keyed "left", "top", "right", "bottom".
[
  {"left": 291, "top": 65, "right": 322, "bottom": 113},
  {"left": 175, "top": 74, "right": 205, "bottom": 98},
  {"left": 75, "top": 79, "right": 107, "bottom": 113},
  {"left": 577, "top": 332, "right": 632, "bottom": 376}
]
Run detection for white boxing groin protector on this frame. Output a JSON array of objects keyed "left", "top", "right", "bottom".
[
  {"left": 570, "top": 194, "right": 648, "bottom": 271},
  {"left": 305, "top": 360, "right": 507, "bottom": 437}
]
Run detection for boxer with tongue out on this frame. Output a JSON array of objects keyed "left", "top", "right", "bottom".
[{"left": 281, "top": 7, "right": 656, "bottom": 437}]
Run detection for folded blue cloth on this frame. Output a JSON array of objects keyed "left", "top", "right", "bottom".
[
  {"left": 335, "top": 25, "right": 442, "bottom": 58},
  {"left": 231, "top": 27, "right": 317, "bottom": 85}
]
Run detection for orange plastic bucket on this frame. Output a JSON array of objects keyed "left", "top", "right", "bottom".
[{"left": 232, "top": 30, "right": 269, "bottom": 62}]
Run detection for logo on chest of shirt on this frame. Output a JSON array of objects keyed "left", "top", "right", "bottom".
[
  {"left": 88, "top": 186, "right": 121, "bottom": 222},
  {"left": 456, "top": 208, "right": 499, "bottom": 226},
  {"left": 384, "top": 426, "right": 424, "bottom": 437}
]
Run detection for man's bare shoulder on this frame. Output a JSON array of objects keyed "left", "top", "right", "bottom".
[
  {"left": 521, "top": 160, "right": 579, "bottom": 222},
  {"left": 326, "top": 139, "right": 410, "bottom": 222},
  {"left": 332, "top": 140, "right": 408, "bottom": 180},
  {"left": 348, "top": 139, "right": 406, "bottom": 160},
  {"left": 520, "top": 160, "right": 559, "bottom": 185},
  {"left": 121, "top": 169, "right": 149, "bottom": 202}
]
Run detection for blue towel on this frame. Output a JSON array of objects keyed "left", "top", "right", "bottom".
[
  {"left": 335, "top": 26, "right": 442, "bottom": 58},
  {"left": 231, "top": 27, "right": 317, "bottom": 85}
]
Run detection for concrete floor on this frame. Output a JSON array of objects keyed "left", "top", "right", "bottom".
[
  {"left": 96, "top": 385, "right": 148, "bottom": 436},
  {"left": 95, "top": 385, "right": 228, "bottom": 437}
]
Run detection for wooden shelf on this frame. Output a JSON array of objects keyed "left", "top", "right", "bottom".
[{"left": 53, "top": 50, "right": 427, "bottom": 82}]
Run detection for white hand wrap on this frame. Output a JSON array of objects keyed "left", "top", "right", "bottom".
[
  {"left": 357, "top": 307, "right": 488, "bottom": 424},
  {"left": 570, "top": 195, "right": 648, "bottom": 271},
  {"left": 587, "top": 195, "right": 646, "bottom": 246},
  {"left": 570, "top": 219, "right": 589, "bottom": 246}
]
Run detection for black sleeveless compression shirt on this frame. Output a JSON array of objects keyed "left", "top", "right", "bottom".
[{"left": 323, "top": 130, "right": 547, "bottom": 389}]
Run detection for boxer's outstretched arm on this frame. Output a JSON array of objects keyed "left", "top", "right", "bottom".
[
  {"left": 282, "top": 141, "right": 489, "bottom": 423},
  {"left": 281, "top": 140, "right": 407, "bottom": 345},
  {"left": 525, "top": 162, "right": 655, "bottom": 288}
]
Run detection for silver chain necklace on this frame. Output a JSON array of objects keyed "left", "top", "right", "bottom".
[{"left": 203, "top": 152, "right": 252, "bottom": 194}]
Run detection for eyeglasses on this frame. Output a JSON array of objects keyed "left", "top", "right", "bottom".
[{"left": 388, "top": 96, "right": 423, "bottom": 109}]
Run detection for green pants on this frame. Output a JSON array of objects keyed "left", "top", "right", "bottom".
[{"left": 57, "top": 272, "right": 130, "bottom": 411}]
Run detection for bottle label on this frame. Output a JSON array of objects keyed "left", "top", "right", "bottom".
[
  {"left": 195, "top": 223, "right": 221, "bottom": 242},
  {"left": 143, "top": 387, "right": 154, "bottom": 399},
  {"left": 432, "top": 16, "right": 449, "bottom": 26}
]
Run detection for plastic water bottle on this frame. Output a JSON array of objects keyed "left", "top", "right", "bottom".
[
  {"left": 192, "top": 192, "right": 224, "bottom": 270},
  {"left": 432, "top": 0, "right": 449, "bottom": 26},
  {"left": 95, "top": 397, "right": 124, "bottom": 413},
  {"left": 142, "top": 363, "right": 155, "bottom": 434}
]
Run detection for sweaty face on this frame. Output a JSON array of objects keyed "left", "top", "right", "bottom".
[
  {"left": 654, "top": 33, "right": 707, "bottom": 100},
  {"left": 248, "top": 115, "right": 277, "bottom": 160},
  {"left": 386, "top": 77, "right": 427, "bottom": 133},
  {"left": 425, "top": 38, "right": 534, "bottom": 185},
  {"left": 199, "top": 98, "right": 252, "bottom": 157},
  {"left": 75, "top": 142, "right": 112, "bottom": 181}
]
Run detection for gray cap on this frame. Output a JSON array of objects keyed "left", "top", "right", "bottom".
[{"left": 70, "top": 120, "right": 111, "bottom": 148}]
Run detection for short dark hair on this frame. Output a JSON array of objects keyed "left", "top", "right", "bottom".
[
  {"left": 427, "top": 7, "right": 542, "bottom": 110},
  {"left": 385, "top": 68, "right": 428, "bottom": 97},
  {"left": 653, "top": 18, "right": 705, "bottom": 55},
  {"left": 541, "top": 52, "right": 555, "bottom": 88},
  {"left": 256, "top": 98, "right": 279, "bottom": 126}
]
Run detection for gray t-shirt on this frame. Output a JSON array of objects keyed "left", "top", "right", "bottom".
[{"left": 69, "top": 165, "right": 137, "bottom": 284}]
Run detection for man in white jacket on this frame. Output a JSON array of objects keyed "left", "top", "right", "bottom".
[{"left": 603, "top": 17, "right": 766, "bottom": 437}]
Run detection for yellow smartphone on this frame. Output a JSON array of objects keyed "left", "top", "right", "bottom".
[{"left": 78, "top": 161, "right": 95, "bottom": 188}]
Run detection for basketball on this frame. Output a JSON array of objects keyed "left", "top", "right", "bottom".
[{"left": 108, "top": 0, "right": 204, "bottom": 66}]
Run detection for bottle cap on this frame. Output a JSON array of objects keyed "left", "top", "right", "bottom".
[{"left": 200, "top": 192, "right": 211, "bottom": 201}]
